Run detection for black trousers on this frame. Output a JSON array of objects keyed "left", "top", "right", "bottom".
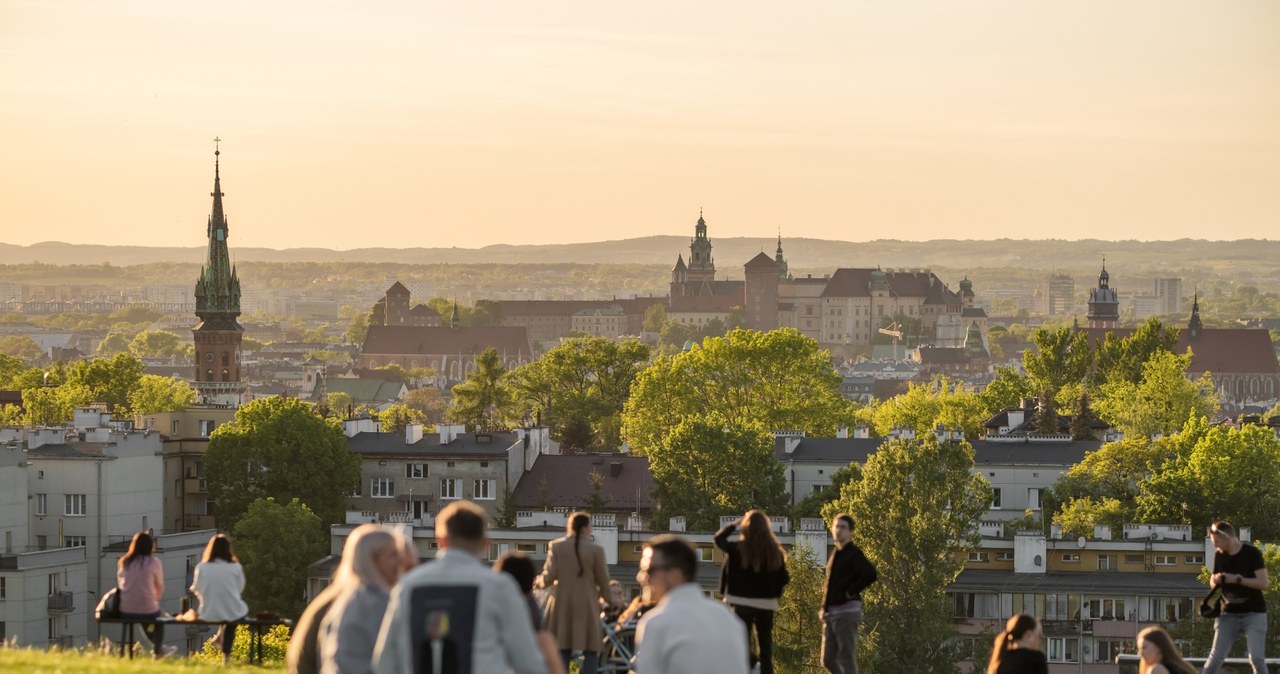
[{"left": 732, "top": 605, "right": 776, "bottom": 674}]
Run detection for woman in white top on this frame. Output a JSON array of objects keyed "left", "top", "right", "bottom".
[{"left": 190, "top": 533, "right": 250, "bottom": 665}]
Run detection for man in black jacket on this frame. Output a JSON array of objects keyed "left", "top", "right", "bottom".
[{"left": 820, "top": 514, "right": 877, "bottom": 674}]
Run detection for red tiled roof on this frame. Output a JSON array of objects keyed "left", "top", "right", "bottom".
[
  {"left": 820, "top": 268, "right": 958, "bottom": 304},
  {"left": 497, "top": 298, "right": 663, "bottom": 317},
  {"left": 1077, "top": 327, "right": 1279, "bottom": 375},
  {"left": 669, "top": 288, "right": 744, "bottom": 313},
  {"left": 361, "top": 325, "right": 533, "bottom": 357},
  {"left": 511, "top": 454, "right": 655, "bottom": 511}
]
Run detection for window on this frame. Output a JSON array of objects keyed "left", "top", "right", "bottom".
[
  {"left": 1094, "top": 639, "right": 1125, "bottom": 664},
  {"left": 64, "top": 494, "right": 87, "bottom": 517},
  {"left": 473, "top": 479, "right": 496, "bottom": 500},
  {"left": 405, "top": 463, "right": 426, "bottom": 479},
  {"left": 699, "top": 547, "right": 714, "bottom": 562},
  {"left": 812, "top": 484, "right": 826, "bottom": 494},
  {"left": 952, "top": 592, "right": 1001, "bottom": 619},
  {"left": 967, "top": 552, "right": 989, "bottom": 563},
  {"left": 1186, "top": 554, "right": 1204, "bottom": 565},
  {"left": 1044, "top": 593, "right": 1078, "bottom": 621},
  {"left": 1061, "top": 553, "right": 1080, "bottom": 563},
  {"left": 1047, "top": 637, "right": 1079, "bottom": 663},
  {"left": 1027, "top": 488, "right": 1041, "bottom": 511},
  {"left": 0, "top": 577, "right": 6, "bottom": 599},
  {"left": 1154, "top": 555, "right": 1176, "bottom": 566},
  {"left": 370, "top": 478, "right": 394, "bottom": 499},
  {"left": 996, "top": 552, "right": 1015, "bottom": 561},
  {"left": 991, "top": 488, "right": 1002, "bottom": 509},
  {"left": 1086, "top": 598, "right": 1126, "bottom": 620},
  {"left": 63, "top": 536, "right": 86, "bottom": 548},
  {"left": 516, "top": 543, "right": 537, "bottom": 553},
  {"left": 1097, "top": 555, "right": 1117, "bottom": 571},
  {"left": 36, "top": 494, "right": 47, "bottom": 516},
  {"left": 172, "top": 420, "right": 180, "bottom": 435},
  {"left": 1124, "top": 554, "right": 1145, "bottom": 565},
  {"left": 440, "top": 479, "right": 461, "bottom": 500}
]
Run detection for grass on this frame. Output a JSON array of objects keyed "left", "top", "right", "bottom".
[{"left": 3, "top": 648, "right": 281, "bottom": 673}]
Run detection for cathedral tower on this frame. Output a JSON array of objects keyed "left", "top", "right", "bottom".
[
  {"left": 685, "top": 211, "right": 716, "bottom": 283},
  {"left": 1086, "top": 260, "right": 1120, "bottom": 329},
  {"left": 192, "top": 140, "right": 245, "bottom": 406}
]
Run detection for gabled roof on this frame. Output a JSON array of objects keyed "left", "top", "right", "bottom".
[
  {"left": 361, "top": 325, "right": 533, "bottom": 357},
  {"left": 325, "top": 378, "right": 406, "bottom": 404},
  {"left": 408, "top": 304, "right": 440, "bottom": 317},
  {"left": 385, "top": 282, "right": 410, "bottom": 296},
  {"left": 511, "top": 454, "right": 656, "bottom": 511},
  {"left": 1077, "top": 327, "right": 1279, "bottom": 375},
  {"left": 744, "top": 252, "right": 777, "bottom": 268}
]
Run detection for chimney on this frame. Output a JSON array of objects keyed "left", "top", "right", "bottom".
[
  {"left": 405, "top": 423, "right": 423, "bottom": 445},
  {"left": 836, "top": 425, "right": 848, "bottom": 439},
  {"left": 1094, "top": 524, "right": 1111, "bottom": 540},
  {"left": 784, "top": 436, "right": 802, "bottom": 455},
  {"left": 669, "top": 516, "right": 686, "bottom": 532},
  {"left": 609, "top": 461, "right": 623, "bottom": 477},
  {"left": 853, "top": 425, "right": 870, "bottom": 439}
]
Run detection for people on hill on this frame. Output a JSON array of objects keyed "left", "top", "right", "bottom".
[
  {"left": 1138, "top": 625, "right": 1198, "bottom": 674},
  {"left": 496, "top": 550, "right": 567, "bottom": 674},
  {"left": 319, "top": 525, "right": 406, "bottom": 674},
  {"left": 190, "top": 533, "right": 249, "bottom": 665},
  {"left": 1202, "top": 521, "right": 1270, "bottom": 674},
  {"left": 715, "top": 509, "right": 790, "bottom": 674},
  {"left": 821, "top": 514, "right": 878, "bottom": 674},
  {"left": 986, "top": 614, "right": 1048, "bottom": 674},
  {"left": 117, "top": 530, "right": 175, "bottom": 658},
  {"left": 536, "top": 511, "right": 613, "bottom": 674}
]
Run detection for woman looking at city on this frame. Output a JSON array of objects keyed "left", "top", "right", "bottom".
[
  {"left": 986, "top": 614, "right": 1048, "bottom": 674},
  {"left": 714, "top": 509, "right": 790, "bottom": 674},
  {"left": 118, "top": 530, "right": 175, "bottom": 658},
  {"left": 1138, "top": 626, "right": 1197, "bottom": 674},
  {"left": 537, "top": 512, "right": 612, "bottom": 674},
  {"left": 190, "top": 533, "right": 250, "bottom": 665},
  {"left": 318, "top": 525, "right": 406, "bottom": 674}
]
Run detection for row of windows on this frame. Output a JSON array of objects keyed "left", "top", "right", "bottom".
[
  {"left": 967, "top": 551, "right": 1203, "bottom": 568},
  {"left": 34, "top": 494, "right": 87, "bottom": 517},
  {"left": 364, "top": 478, "right": 497, "bottom": 501},
  {"left": 952, "top": 592, "right": 1195, "bottom": 623}
]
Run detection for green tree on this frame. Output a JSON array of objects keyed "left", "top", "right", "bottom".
[
  {"left": 584, "top": 467, "right": 611, "bottom": 513},
  {"left": 870, "top": 378, "right": 987, "bottom": 439},
  {"left": 1137, "top": 423, "right": 1280, "bottom": 541},
  {"left": 1091, "top": 350, "right": 1217, "bottom": 439},
  {"left": 64, "top": 352, "right": 145, "bottom": 415},
  {"left": 656, "top": 320, "right": 699, "bottom": 353},
  {"left": 344, "top": 310, "right": 370, "bottom": 345},
  {"left": 642, "top": 304, "right": 667, "bottom": 333},
  {"left": 0, "top": 404, "right": 23, "bottom": 426},
  {"left": 378, "top": 403, "right": 427, "bottom": 434},
  {"left": 774, "top": 541, "right": 825, "bottom": 674},
  {"left": 1092, "top": 318, "right": 1180, "bottom": 387},
  {"left": 793, "top": 463, "right": 862, "bottom": 519},
  {"left": 1022, "top": 327, "right": 1092, "bottom": 402},
  {"left": 232, "top": 497, "right": 328, "bottom": 618},
  {"left": 373, "top": 363, "right": 409, "bottom": 383},
  {"left": 96, "top": 330, "right": 132, "bottom": 356},
  {"left": 979, "top": 366, "right": 1033, "bottom": 416},
  {"left": 821, "top": 436, "right": 992, "bottom": 674},
  {"left": 624, "top": 329, "right": 851, "bottom": 456},
  {"left": 495, "top": 483, "right": 518, "bottom": 529},
  {"left": 205, "top": 397, "right": 361, "bottom": 530},
  {"left": 447, "top": 348, "right": 515, "bottom": 432},
  {"left": 1052, "top": 496, "right": 1128, "bottom": 539},
  {"left": 507, "top": 337, "right": 650, "bottom": 450},
  {"left": 326, "top": 392, "right": 357, "bottom": 418},
  {"left": 0, "top": 353, "right": 32, "bottom": 388},
  {"left": 648, "top": 415, "right": 786, "bottom": 531},
  {"left": 0, "top": 335, "right": 43, "bottom": 361},
  {"left": 22, "top": 384, "right": 92, "bottom": 426},
  {"left": 128, "top": 375, "right": 197, "bottom": 416},
  {"left": 128, "top": 330, "right": 185, "bottom": 359},
  {"left": 467, "top": 299, "right": 504, "bottom": 327},
  {"left": 403, "top": 387, "right": 447, "bottom": 424}
]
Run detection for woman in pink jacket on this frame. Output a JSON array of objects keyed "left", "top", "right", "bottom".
[{"left": 117, "top": 531, "right": 173, "bottom": 657}]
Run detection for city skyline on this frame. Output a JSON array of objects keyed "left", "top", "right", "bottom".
[{"left": 2, "top": 1, "right": 1278, "bottom": 250}]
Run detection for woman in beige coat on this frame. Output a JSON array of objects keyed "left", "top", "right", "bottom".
[{"left": 537, "top": 512, "right": 611, "bottom": 674}]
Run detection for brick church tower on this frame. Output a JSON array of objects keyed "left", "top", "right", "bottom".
[{"left": 192, "top": 140, "right": 245, "bottom": 406}]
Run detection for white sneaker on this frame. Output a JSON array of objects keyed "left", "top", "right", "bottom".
[{"left": 157, "top": 644, "right": 179, "bottom": 658}]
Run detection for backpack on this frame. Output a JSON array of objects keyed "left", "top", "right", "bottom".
[{"left": 95, "top": 587, "right": 121, "bottom": 620}]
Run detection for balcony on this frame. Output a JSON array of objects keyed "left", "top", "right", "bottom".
[
  {"left": 48, "top": 591, "right": 74, "bottom": 613},
  {"left": 184, "top": 514, "right": 217, "bottom": 529},
  {"left": 183, "top": 477, "right": 207, "bottom": 493}
]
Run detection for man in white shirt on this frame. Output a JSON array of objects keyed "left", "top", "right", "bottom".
[
  {"left": 633, "top": 535, "right": 749, "bottom": 674},
  {"left": 373, "top": 501, "right": 546, "bottom": 674}
]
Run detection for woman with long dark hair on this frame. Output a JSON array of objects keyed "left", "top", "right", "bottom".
[
  {"left": 118, "top": 531, "right": 174, "bottom": 658},
  {"left": 1138, "top": 626, "right": 1197, "bottom": 674},
  {"left": 714, "top": 509, "right": 790, "bottom": 674},
  {"left": 987, "top": 614, "right": 1048, "bottom": 674},
  {"left": 538, "top": 511, "right": 611, "bottom": 674},
  {"left": 190, "top": 533, "right": 250, "bottom": 665}
]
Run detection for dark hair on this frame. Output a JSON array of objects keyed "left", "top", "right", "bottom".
[
  {"left": 202, "top": 533, "right": 238, "bottom": 564},
  {"left": 569, "top": 512, "right": 591, "bottom": 578},
  {"left": 988, "top": 614, "right": 1039, "bottom": 674},
  {"left": 495, "top": 551, "right": 537, "bottom": 595},
  {"left": 645, "top": 535, "right": 697, "bottom": 583},
  {"left": 438, "top": 501, "right": 486, "bottom": 543},
  {"left": 739, "top": 510, "right": 786, "bottom": 573},
  {"left": 119, "top": 531, "right": 155, "bottom": 570},
  {"left": 1210, "top": 521, "right": 1236, "bottom": 537},
  {"left": 1137, "top": 626, "right": 1197, "bottom": 674},
  {"left": 835, "top": 514, "right": 855, "bottom": 530}
]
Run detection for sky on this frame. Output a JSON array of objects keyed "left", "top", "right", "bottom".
[{"left": 1, "top": 0, "right": 1278, "bottom": 250}]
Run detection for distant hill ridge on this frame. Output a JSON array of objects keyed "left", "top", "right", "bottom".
[{"left": 1, "top": 238, "right": 1277, "bottom": 273}]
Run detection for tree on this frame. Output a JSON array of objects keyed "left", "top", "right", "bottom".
[
  {"left": 821, "top": 436, "right": 992, "bottom": 674},
  {"left": 64, "top": 352, "right": 144, "bottom": 415},
  {"left": 403, "top": 387, "right": 447, "bottom": 425},
  {"left": 0, "top": 353, "right": 31, "bottom": 389},
  {"left": 648, "top": 415, "right": 787, "bottom": 531},
  {"left": 1137, "top": 423, "right": 1280, "bottom": 541},
  {"left": 378, "top": 403, "right": 427, "bottom": 434},
  {"left": 205, "top": 397, "right": 361, "bottom": 531},
  {"left": 446, "top": 348, "right": 515, "bottom": 433},
  {"left": 344, "top": 310, "right": 370, "bottom": 345},
  {"left": 0, "top": 335, "right": 43, "bottom": 362},
  {"left": 128, "top": 375, "right": 197, "bottom": 415},
  {"left": 232, "top": 497, "right": 327, "bottom": 618},
  {"left": 22, "top": 383, "right": 92, "bottom": 426},
  {"left": 507, "top": 337, "right": 650, "bottom": 450},
  {"left": 870, "top": 377, "right": 987, "bottom": 439},
  {"left": 467, "top": 299, "right": 504, "bottom": 327},
  {"left": 1069, "top": 390, "right": 1097, "bottom": 441},
  {"left": 96, "top": 331, "right": 132, "bottom": 356},
  {"left": 1031, "top": 387, "right": 1059, "bottom": 435},
  {"left": 1053, "top": 496, "right": 1128, "bottom": 539},
  {"left": 642, "top": 304, "right": 667, "bottom": 333},
  {"left": 774, "top": 541, "right": 825, "bottom": 674},
  {"left": 326, "top": 392, "right": 357, "bottom": 418},
  {"left": 1091, "top": 350, "right": 1217, "bottom": 439},
  {"left": 1092, "top": 318, "right": 1180, "bottom": 387},
  {"left": 979, "top": 366, "right": 1033, "bottom": 416},
  {"left": 495, "top": 483, "right": 518, "bottom": 529},
  {"left": 0, "top": 404, "right": 23, "bottom": 426},
  {"left": 624, "top": 329, "right": 852, "bottom": 456},
  {"left": 128, "top": 330, "right": 185, "bottom": 359},
  {"left": 1022, "top": 327, "right": 1092, "bottom": 402},
  {"left": 584, "top": 468, "right": 611, "bottom": 513},
  {"left": 793, "top": 463, "right": 861, "bottom": 520}
]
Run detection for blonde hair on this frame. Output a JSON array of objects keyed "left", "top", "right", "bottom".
[{"left": 334, "top": 524, "right": 397, "bottom": 590}]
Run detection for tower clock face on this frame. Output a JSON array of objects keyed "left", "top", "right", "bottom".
[{"left": 204, "top": 352, "right": 215, "bottom": 363}]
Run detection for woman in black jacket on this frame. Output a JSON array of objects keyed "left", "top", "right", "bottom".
[{"left": 715, "top": 509, "right": 790, "bottom": 674}]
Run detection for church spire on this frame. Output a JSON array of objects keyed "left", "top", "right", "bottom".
[
  {"left": 1188, "top": 291, "right": 1203, "bottom": 341},
  {"left": 195, "top": 138, "right": 241, "bottom": 324}
]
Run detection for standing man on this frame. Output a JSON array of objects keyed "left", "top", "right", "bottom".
[
  {"left": 821, "top": 514, "right": 877, "bottom": 674},
  {"left": 1203, "top": 521, "right": 1269, "bottom": 674},
  {"left": 633, "top": 535, "right": 749, "bottom": 674},
  {"left": 373, "top": 501, "right": 546, "bottom": 674}
]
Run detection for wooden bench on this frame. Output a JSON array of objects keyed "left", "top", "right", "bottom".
[{"left": 97, "top": 616, "right": 293, "bottom": 663}]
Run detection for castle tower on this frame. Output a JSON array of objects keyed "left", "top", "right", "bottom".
[
  {"left": 1086, "top": 260, "right": 1120, "bottom": 329},
  {"left": 1187, "top": 293, "right": 1203, "bottom": 342},
  {"left": 192, "top": 139, "right": 245, "bottom": 406},
  {"left": 744, "top": 252, "right": 780, "bottom": 331},
  {"left": 959, "top": 277, "right": 975, "bottom": 309},
  {"left": 775, "top": 234, "right": 790, "bottom": 281},
  {"left": 384, "top": 281, "right": 411, "bottom": 325},
  {"left": 685, "top": 211, "right": 716, "bottom": 283},
  {"left": 670, "top": 255, "right": 688, "bottom": 298}
]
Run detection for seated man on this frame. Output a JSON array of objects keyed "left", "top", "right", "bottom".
[
  {"left": 373, "top": 501, "right": 546, "bottom": 674},
  {"left": 633, "top": 535, "right": 749, "bottom": 674}
]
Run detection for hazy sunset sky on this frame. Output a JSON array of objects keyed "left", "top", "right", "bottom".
[{"left": 2, "top": 1, "right": 1277, "bottom": 249}]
